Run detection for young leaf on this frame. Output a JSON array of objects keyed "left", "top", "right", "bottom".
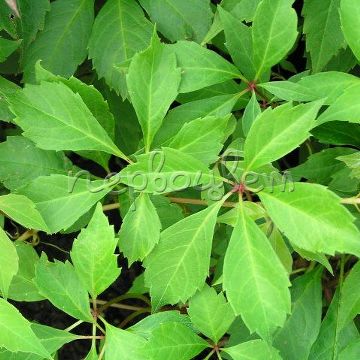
[
  {"left": 144, "top": 200, "right": 224, "bottom": 310},
  {"left": 118, "top": 193, "right": 161, "bottom": 265},
  {"left": 0, "top": 298, "right": 51, "bottom": 358},
  {"left": 71, "top": 203, "right": 120, "bottom": 298},
  {"left": 9, "top": 81, "right": 127, "bottom": 160},
  {"left": 274, "top": 269, "right": 323, "bottom": 360},
  {"left": 223, "top": 204, "right": 291, "bottom": 340},
  {"left": 169, "top": 41, "right": 241, "bottom": 93},
  {"left": 338, "top": 261, "right": 360, "bottom": 329},
  {"left": 8, "top": 242, "right": 44, "bottom": 302},
  {"left": 119, "top": 147, "right": 214, "bottom": 194},
  {"left": 218, "top": 6, "right": 257, "bottom": 80},
  {"left": 0, "top": 194, "right": 48, "bottom": 232},
  {"left": 0, "top": 136, "right": 70, "bottom": 190},
  {"left": 252, "top": 0, "right": 298, "bottom": 79},
  {"left": 168, "top": 116, "right": 229, "bottom": 165},
  {"left": 259, "top": 183, "right": 360, "bottom": 256},
  {"left": 104, "top": 322, "right": 147, "bottom": 360},
  {"left": 22, "top": 0, "right": 94, "bottom": 81},
  {"left": 244, "top": 101, "right": 323, "bottom": 171},
  {"left": 0, "top": 228, "right": 19, "bottom": 299},
  {"left": 17, "top": 175, "right": 113, "bottom": 234},
  {"left": 139, "top": 0, "right": 212, "bottom": 43},
  {"left": 143, "top": 322, "right": 208, "bottom": 360},
  {"left": 242, "top": 92, "right": 261, "bottom": 136},
  {"left": 88, "top": 0, "right": 153, "bottom": 98},
  {"left": 303, "top": 0, "right": 345, "bottom": 73},
  {"left": 340, "top": 0, "right": 360, "bottom": 62},
  {"left": 127, "top": 32, "right": 181, "bottom": 152},
  {"left": 222, "top": 340, "right": 282, "bottom": 360},
  {"left": 188, "top": 284, "right": 235, "bottom": 343},
  {"left": 34, "top": 255, "right": 93, "bottom": 322}
]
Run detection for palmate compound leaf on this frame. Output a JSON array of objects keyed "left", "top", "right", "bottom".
[
  {"left": 244, "top": 100, "right": 323, "bottom": 171},
  {"left": 340, "top": 0, "right": 360, "bottom": 62},
  {"left": 144, "top": 199, "right": 225, "bottom": 311},
  {"left": 139, "top": 0, "right": 212, "bottom": 44},
  {"left": 252, "top": 0, "right": 298, "bottom": 79},
  {"left": 223, "top": 202, "right": 291, "bottom": 340},
  {"left": 127, "top": 31, "right": 181, "bottom": 152},
  {"left": 168, "top": 40, "right": 242, "bottom": 93},
  {"left": 143, "top": 322, "right": 209, "bottom": 360},
  {"left": 34, "top": 255, "right": 93, "bottom": 322},
  {"left": 9, "top": 81, "right": 128, "bottom": 161},
  {"left": 0, "top": 228, "right": 19, "bottom": 299},
  {"left": 0, "top": 298, "right": 51, "bottom": 358},
  {"left": 70, "top": 203, "right": 121, "bottom": 299},
  {"left": 259, "top": 183, "right": 360, "bottom": 256},
  {"left": 188, "top": 284, "right": 235, "bottom": 343},
  {"left": 303, "top": 0, "right": 345, "bottom": 73},
  {"left": 104, "top": 322, "right": 148, "bottom": 360},
  {"left": 88, "top": 0, "right": 153, "bottom": 98},
  {"left": 118, "top": 193, "right": 162, "bottom": 265},
  {"left": 17, "top": 174, "right": 113, "bottom": 234},
  {"left": 0, "top": 194, "right": 48, "bottom": 232},
  {"left": 22, "top": 0, "right": 94, "bottom": 81}
]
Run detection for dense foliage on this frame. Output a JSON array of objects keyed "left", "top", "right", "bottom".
[{"left": 0, "top": 0, "right": 360, "bottom": 359}]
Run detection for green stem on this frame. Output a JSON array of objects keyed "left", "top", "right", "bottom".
[
  {"left": 65, "top": 320, "right": 83, "bottom": 332},
  {"left": 119, "top": 308, "right": 150, "bottom": 328},
  {"left": 97, "top": 293, "right": 151, "bottom": 313},
  {"left": 203, "top": 350, "right": 216, "bottom": 360}
]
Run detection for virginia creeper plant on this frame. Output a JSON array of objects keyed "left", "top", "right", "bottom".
[{"left": 0, "top": 0, "right": 360, "bottom": 359}]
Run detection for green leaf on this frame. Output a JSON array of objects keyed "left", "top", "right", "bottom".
[
  {"left": 119, "top": 147, "right": 214, "bottom": 194},
  {"left": 0, "top": 228, "right": 19, "bottom": 299},
  {"left": 127, "top": 31, "right": 181, "bottom": 152},
  {"left": 0, "top": 298, "right": 51, "bottom": 358},
  {"left": 222, "top": 339, "right": 281, "bottom": 360},
  {"left": 218, "top": 6, "right": 257, "bottom": 80},
  {"left": 143, "top": 322, "right": 208, "bottom": 360},
  {"left": 70, "top": 203, "right": 120, "bottom": 298},
  {"left": 188, "top": 284, "right": 235, "bottom": 343},
  {"left": 259, "top": 183, "right": 360, "bottom": 256},
  {"left": 129, "top": 311, "right": 193, "bottom": 339},
  {"left": 223, "top": 204, "right": 291, "bottom": 340},
  {"left": 34, "top": 255, "right": 93, "bottom": 322},
  {"left": 9, "top": 81, "right": 127, "bottom": 160},
  {"left": 144, "top": 200, "right": 224, "bottom": 310},
  {"left": 0, "top": 38, "right": 21, "bottom": 62},
  {"left": 274, "top": 269, "right": 323, "bottom": 360},
  {"left": 309, "top": 290, "right": 359, "bottom": 360},
  {"left": 17, "top": 175, "right": 113, "bottom": 234},
  {"left": 244, "top": 101, "right": 323, "bottom": 171},
  {"left": 340, "top": 0, "right": 360, "bottom": 62},
  {"left": 88, "top": 0, "right": 153, "bottom": 98},
  {"left": 303, "top": 0, "right": 345, "bottom": 73},
  {"left": 118, "top": 193, "right": 161, "bottom": 265},
  {"left": 168, "top": 116, "right": 229, "bottom": 165},
  {"left": 0, "top": 194, "right": 48, "bottom": 231},
  {"left": 139, "top": 0, "right": 212, "bottom": 43},
  {"left": 0, "top": 75, "right": 20, "bottom": 122},
  {"left": 242, "top": 92, "right": 261, "bottom": 136},
  {"left": 338, "top": 261, "right": 360, "bottom": 329},
  {"left": 151, "top": 195, "right": 184, "bottom": 229},
  {"left": 154, "top": 93, "right": 240, "bottom": 147},
  {"left": 338, "top": 341, "right": 360, "bottom": 360},
  {"left": 252, "top": 0, "right": 298, "bottom": 78},
  {"left": 317, "top": 84, "right": 360, "bottom": 125},
  {"left": 169, "top": 41, "right": 241, "bottom": 93},
  {"left": 0, "top": 136, "right": 71, "bottom": 190},
  {"left": 104, "top": 322, "right": 147, "bottom": 360},
  {"left": 337, "top": 152, "right": 360, "bottom": 179},
  {"left": 8, "top": 242, "right": 44, "bottom": 302},
  {"left": 22, "top": 0, "right": 94, "bottom": 81}
]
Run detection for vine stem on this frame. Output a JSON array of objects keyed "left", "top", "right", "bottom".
[
  {"left": 97, "top": 293, "right": 151, "bottom": 312},
  {"left": 91, "top": 299, "right": 149, "bottom": 312},
  {"left": 340, "top": 197, "right": 360, "bottom": 204},
  {"left": 203, "top": 349, "right": 216, "bottom": 360},
  {"left": 64, "top": 320, "right": 83, "bottom": 332}
]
